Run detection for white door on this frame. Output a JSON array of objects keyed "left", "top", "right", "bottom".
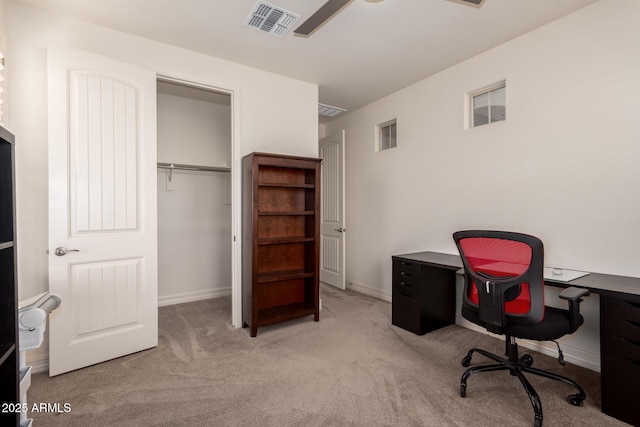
[
  {"left": 319, "top": 130, "right": 346, "bottom": 289},
  {"left": 48, "top": 47, "right": 158, "bottom": 375}
]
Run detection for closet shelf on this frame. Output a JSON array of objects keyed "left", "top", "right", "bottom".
[
  {"left": 257, "top": 269, "right": 315, "bottom": 283},
  {"left": 258, "top": 237, "right": 314, "bottom": 245},
  {"left": 258, "top": 211, "right": 315, "bottom": 216},
  {"left": 157, "top": 162, "right": 230, "bottom": 173},
  {"left": 258, "top": 182, "right": 315, "bottom": 189}
]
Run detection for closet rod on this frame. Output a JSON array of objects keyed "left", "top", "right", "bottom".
[{"left": 157, "top": 162, "right": 231, "bottom": 173}]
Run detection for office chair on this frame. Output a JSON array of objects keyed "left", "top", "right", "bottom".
[{"left": 452, "top": 230, "right": 589, "bottom": 427}]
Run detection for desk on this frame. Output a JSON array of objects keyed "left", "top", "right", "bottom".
[{"left": 391, "top": 251, "right": 640, "bottom": 426}]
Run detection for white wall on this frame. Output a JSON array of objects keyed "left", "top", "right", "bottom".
[
  {"left": 326, "top": 0, "right": 640, "bottom": 371},
  {"left": 157, "top": 91, "right": 231, "bottom": 304},
  {"left": 157, "top": 170, "right": 231, "bottom": 304},
  {"left": 157, "top": 92, "right": 231, "bottom": 167},
  {"left": 5, "top": 1, "right": 318, "bottom": 367},
  {"left": 319, "top": 123, "right": 326, "bottom": 140}
]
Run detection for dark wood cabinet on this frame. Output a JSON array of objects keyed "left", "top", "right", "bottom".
[
  {"left": 242, "top": 152, "right": 321, "bottom": 337},
  {"left": 391, "top": 253, "right": 458, "bottom": 335},
  {"left": 600, "top": 294, "right": 640, "bottom": 426},
  {"left": 0, "top": 126, "right": 18, "bottom": 427}
]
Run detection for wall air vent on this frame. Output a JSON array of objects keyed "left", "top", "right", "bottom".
[
  {"left": 244, "top": 1, "right": 300, "bottom": 38},
  {"left": 318, "top": 103, "right": 347, "bottom": 118}
]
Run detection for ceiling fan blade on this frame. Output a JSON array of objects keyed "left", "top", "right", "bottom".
[{"left": 294, "top": 0, "right": 353, "bottom": 37}]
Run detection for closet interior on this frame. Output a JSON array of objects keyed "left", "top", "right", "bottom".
[{"left": 156, "top": 79, "right": 232, "bottom": 307}]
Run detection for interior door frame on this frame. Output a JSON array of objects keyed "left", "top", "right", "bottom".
[{"left": 155, "top": 72, "right": 242, "bottom": 328}]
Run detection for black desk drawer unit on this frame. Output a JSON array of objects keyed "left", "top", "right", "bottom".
[
  {"left": 601, "top": 295, "right": 640, "bottom": 426},
  {"left": 392, "top": 257, "right": 456, "bottom": 335}
]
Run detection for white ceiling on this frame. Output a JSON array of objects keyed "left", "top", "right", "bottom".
[{"left": 13, "top": 0, "right": 598, "bottom": 120}]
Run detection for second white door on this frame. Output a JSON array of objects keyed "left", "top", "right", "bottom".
[{"left": 319, "top": 130, "right": 346, "bottom": 290}]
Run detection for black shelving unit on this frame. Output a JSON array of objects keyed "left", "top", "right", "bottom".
[{"left": 0, "top": 125, "right": 18, "bottom": 427}]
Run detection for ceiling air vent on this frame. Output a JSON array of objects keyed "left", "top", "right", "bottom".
[
  {"left": 447, "top": 0, "right": 486, "bottom": 7},
  {"left": 244, "top": 1, "right": 300, "bottom": 38},
  {"left": 318, "top": 103, "right": 347, "bottom": 118}
]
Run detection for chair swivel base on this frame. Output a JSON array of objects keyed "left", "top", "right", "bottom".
[{"left": 459, "top": 343, "right": 586, "bottom": 427}]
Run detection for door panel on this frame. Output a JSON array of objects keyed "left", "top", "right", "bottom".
[
  {"left": 71, "top": 258, "right": 142, "bottom": 337},
  {"left": 48, "top": 47, "right": 157, "bottom": 376},
  {"left": 319, "top": 130, "right": 345, "bottom": 289},
  {"left": 69, "top": 72, "right": 140, "bottom": 233}
]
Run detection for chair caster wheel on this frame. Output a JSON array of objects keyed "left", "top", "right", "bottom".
[
  {"left": 460, "top": 383, "right": 467, "bottom": 398},
  {"left": 567, "top": 394, "right": 584, "bottom": 406},
  {"left": 461, "top": 356, "right": 472, "bottom": 367},
  {"left": 519, "top": 353, "right": 533, "bottom": 367},
  {"left": 534, "top": 415, "right": 543, "bottom": 427}
]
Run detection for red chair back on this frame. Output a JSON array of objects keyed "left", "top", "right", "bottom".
[{"left": 453, "top": 230, "right": 545, "bottom": 332}]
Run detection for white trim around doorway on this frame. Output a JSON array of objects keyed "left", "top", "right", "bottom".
[{"left": 155, "top": 71, "right": 242, "bottom": 329}]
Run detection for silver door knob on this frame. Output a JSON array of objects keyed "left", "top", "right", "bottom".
[
  {"left": 54, "top": 247, "right": 80, "bottom": 256},
  {"left": 335, "top": 228, "right": 345, "bottom": 233}
]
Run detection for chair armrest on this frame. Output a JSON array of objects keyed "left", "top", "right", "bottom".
[
  {"left": 559, "top": 286, "right": 590, "bottom": 301},
  {"left": 558, "top": 287, "right": 590, "bottom": 333}
]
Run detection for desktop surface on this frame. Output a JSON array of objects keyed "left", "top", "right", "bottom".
[{"left": 394, "top": 250, "right": 640, "bottom": 297}]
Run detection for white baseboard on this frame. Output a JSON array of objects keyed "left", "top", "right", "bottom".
[
  {"left": 157, "top": 287, "right": 231, "bottom": 307},
  {"left": 346, "top": 280, "right": 391, "bottom": 302}
]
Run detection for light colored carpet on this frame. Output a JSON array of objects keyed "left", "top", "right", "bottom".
[{"left": 27, "top": 286, "right": 625, "bottom": 426}]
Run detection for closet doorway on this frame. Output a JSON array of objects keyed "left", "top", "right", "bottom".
[{"left": 156, "top": 78, "right": 233, "bottom": 312}]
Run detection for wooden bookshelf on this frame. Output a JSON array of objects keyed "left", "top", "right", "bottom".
[{"left": 242, "top": 152, "right": 321, "bottom": 337}]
